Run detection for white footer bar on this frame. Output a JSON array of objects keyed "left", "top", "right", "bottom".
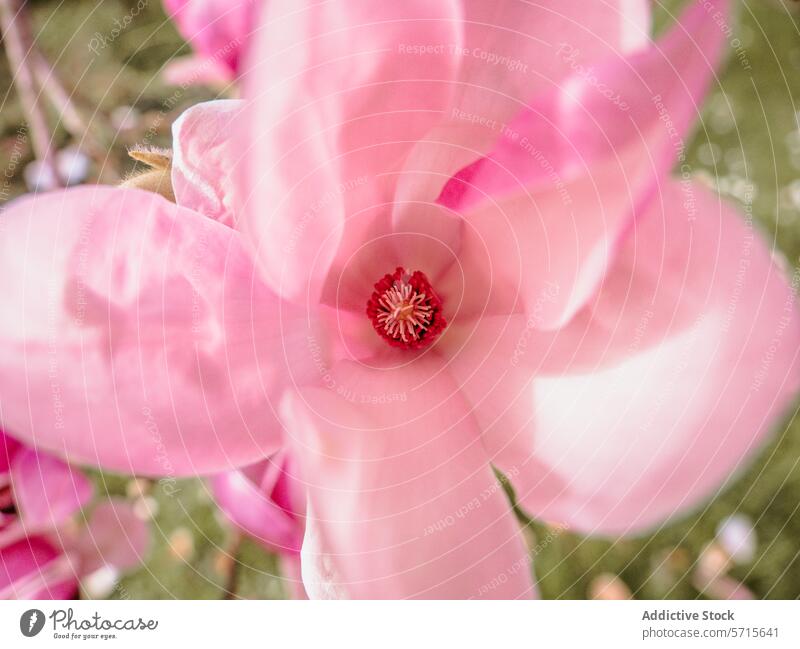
[{"left": 0, "top": 600, "right": 797, "bottom": 648}]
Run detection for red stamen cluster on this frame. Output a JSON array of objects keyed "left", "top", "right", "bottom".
[{"left": 366, "top": 267, "right": 446, "bottom": 350}]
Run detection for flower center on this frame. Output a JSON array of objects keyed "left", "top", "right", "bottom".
[{"left": 366, "top": 267, "right": 446, "bottom": 349}]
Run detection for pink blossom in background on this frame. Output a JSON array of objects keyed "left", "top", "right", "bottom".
[
  {"left": 162, "top": 0, "right": 256, "bottom": 86},
  {"left": 211, "top": 451, "right": 307, "bottom": 598},
  {"left": 1, "top": 0, "right": 799, "bottom": 599},
  {"left": 0, "top": 430, "right": 148, "bottom": 599}
]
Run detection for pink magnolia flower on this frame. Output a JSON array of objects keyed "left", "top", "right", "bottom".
[
  {"left": 0, "top": 430, "right": 148, "bottom": 599},
  {"left": 210, "top": 451, "right": 307, "bottom": 598},
  {"left": 1, "top": 0, "right": 799, "bottom": 598},
  {"left": 162, "top": 0, "right": 256, "bottom": 86}
]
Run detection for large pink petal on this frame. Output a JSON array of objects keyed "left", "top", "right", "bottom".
[
  {"left": 439, "top": 153, "right": 646, "bottom": 324},
  {"left": 457, "top": 0, "right": 651, "bottom": 110},
  {"left": 396, "top": 0, "right": 652, "bottom": 205},
  {"left": 439, "top": 0, "right": 729, "bottom": 329},
  {"left": 164, "top": 0, "right": 254, "bottom": 75},
  {"left": 0, "top": 537, "right": 77, "bottom": 600},
  {"left": 210, "top": 456, "right": 304, "bottom": 555},
  {"left": 238, "top": 0, "right": 463, "bottom": 303},
  {"left": 0, "top": 186, "right": 309, "bottom": 475},
  {"left": 171, "top": 100, "right": 245, "bottom": 226},
  {"left": 509, "top": 182, "right": 800, "bottom": 534},
  {"left": 439, "top": 316, "right": 538, "bottom": 474},
  {"left": 445, "top": 0, "right": 728, "bottom": 210},
  {"left": 11, "top": 449, "right": 93, "bottom": 530},
  {"left": 284, "top": 355, "right": 533, "bottom": 599}
]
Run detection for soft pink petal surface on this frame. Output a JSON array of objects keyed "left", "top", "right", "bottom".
[
  {"left": 172, "top": 100, "right": 245, "bottom": 226},
  {"left": 0, "top": 186, "right": 311, "bottom": 475},
  {"left": 164, "top": 0, "right": 253, "bottom": 75},
  {"left": 437, "top": 0, "right": 728, "bottom": 329},
  {"left": 439, "top": 315, "right": 538, "bottom": 471},
  {"left": 11, "top": 449, "right": 93, "bottom": 530},
  {"left": 446, "top": 0, "right": 728, "bottom": 208},
  {"left": 442, "top": 155, "right": 648, "bottom": 325},
  {"left": 284, "top": 356, "right": 534, "bottom": 599},
  {"left": 397, "top": 0, "right": 652, "bottom": 205},
  {"left": 238, "top": 0, "right": 464, "bottom": 302},
  {"left": 211, "top": 454, "right": 304, "bottom": 555},
  {"left": 0, "top": 537, "right": 77, "bottom": 600},
  {"left": 505, "top": 182, "right": 800, "bottom": 534}
]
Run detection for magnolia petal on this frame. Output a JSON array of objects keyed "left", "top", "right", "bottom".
[
  {"left": 508, "top": 182, "right": 800, "bottom": 534},
  {"left": 11, "top": 449, "right": 93, "bottom": 530},
  {"left": 439, "top": 315, "right": 538, "bottom": 471},
  {"left": 0, "top": 186, "right": 308, "bottom": 475},
  {"left": 172, "top": 100, "right": 245, "bottom": 226},
  {"left": 440, "top": 0, "right": 729, "bottom": 329},
  {"left": 238, "top": 0, "right": 463, "bottom": 303},
  {"left": 0, "top": 537, "right": 77, "bottom": 600},
  {"left": 440, "top": 152, "right": 646, "bottom": 324},
  {"left": 284, "top": 356, "right": 534, "bottom": 599},
  {"left": 397, "top": 0, "right": 652, "bottom": 206},
  {"left": 446, "top": 0, "right": 729, "bottom": 210},
  {"left": 163, "top": 0, "right": 253, "bottom": 75},
  {"left": 211, "top": 461, "right": 303, "bottom": 555}
]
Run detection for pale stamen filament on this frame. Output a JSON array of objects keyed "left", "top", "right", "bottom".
[{"left": 376, "top": 281, "right": 434, "bottom": 343}]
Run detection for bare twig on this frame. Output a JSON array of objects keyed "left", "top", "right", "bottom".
[
  {"left": 30, "top": 49, "right": 86, "bottom": 136},
  {"left": 0, "top": 0, "right": 60, "bottom": 186},
  {"left": 222, "top": 531, "right": 242, "bottom": 600},
  {"left": 30, "top": 47, "right": 120, "bottom": 182}
]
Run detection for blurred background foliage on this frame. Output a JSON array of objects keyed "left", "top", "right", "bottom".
[{"left": 1, "top": 0, "right": 800, "bottom": 599}]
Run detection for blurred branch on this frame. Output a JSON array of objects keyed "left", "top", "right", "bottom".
[
  {"left": 0, "top": 0, "right": 60, "bottom": 186},
  {"left": 30, "top": 49, "right": 86, "bottom": 137},
  {"left": 30, "top": 48, "right": 120, "bottom": 182},
  {"left": 222, "top": 531, "right": 242, "bottom": 600}
]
